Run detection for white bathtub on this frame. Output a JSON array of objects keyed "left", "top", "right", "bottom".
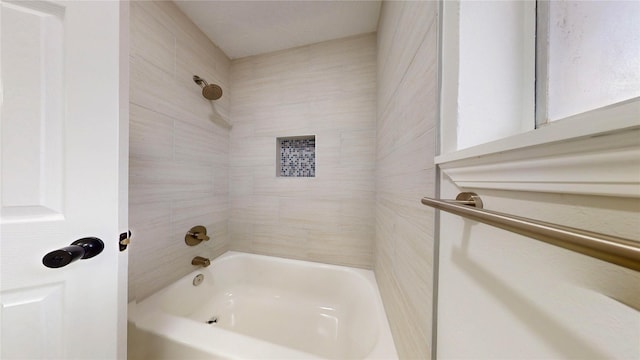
[{"left": 128, "top": 251, "right": 397, "bottom": 359}]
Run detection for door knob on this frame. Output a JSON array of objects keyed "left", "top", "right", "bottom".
[{"left": 42, "top": 237, "right": 104, "bottom": 268}]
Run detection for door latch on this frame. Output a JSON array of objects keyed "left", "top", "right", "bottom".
[{"left": 119, "top": 230, "right": 131, "bottom": 252}]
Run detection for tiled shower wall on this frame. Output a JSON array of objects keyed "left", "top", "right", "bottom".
[
  {"left": 375, "top": 1, "right": 439, "bottom": 358},
  {"left": 229, "top": 34, "right": 376, "bottom": 268},
  {"left": 129, "top": 8, "right": 438, "bottom": 357},
  {"left": 129, "top": 1, "right": 230, "bottom": 300}
]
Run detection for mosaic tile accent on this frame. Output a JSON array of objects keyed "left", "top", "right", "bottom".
[{"left": 278, "top": 136, "right": 316, "bottom": 177}]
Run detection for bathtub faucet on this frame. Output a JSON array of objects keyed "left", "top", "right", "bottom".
[{"left": 191, "top": 256, "right": 211, "bottom": 267}]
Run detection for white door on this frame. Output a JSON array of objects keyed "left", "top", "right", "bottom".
[{"left": 0, "top": 1, "right": 128, "bottom": 359}]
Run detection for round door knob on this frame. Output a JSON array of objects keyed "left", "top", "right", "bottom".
[{"left": 42, "top": 237, "right": 104, "bottom": 268}]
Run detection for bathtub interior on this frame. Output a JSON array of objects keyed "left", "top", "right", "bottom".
[{"left": 132, "top": 252, "right": 396, "bottom": 359}]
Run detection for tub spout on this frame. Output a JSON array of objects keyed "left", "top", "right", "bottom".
[{"left": 191, "top": 256, "right": 210, "bottom": 267}]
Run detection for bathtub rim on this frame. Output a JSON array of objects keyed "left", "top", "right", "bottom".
[{"left": 129, "top": 251, "right": 398, "bottom": 359}]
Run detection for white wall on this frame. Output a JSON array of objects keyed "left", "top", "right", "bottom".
[
  {"left": 547, "top": 0, "right": 640, "bottom": 120},
  {"left": 441, "top": 1, "right": 534, "bottom": 152},
  {"left": 438, "top": 179, "right": 640, "bottom": 358}
]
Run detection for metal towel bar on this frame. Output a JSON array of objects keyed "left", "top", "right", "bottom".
[{"left": 422, "top": 192, "right": 640, "bottom": 272}]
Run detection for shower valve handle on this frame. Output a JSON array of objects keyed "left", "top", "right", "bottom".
[
  {"left": 198, "top": 233, "right": 210, "bottom": 241},
  {"left": 185, "top": 225, "right": 210, "bottom": 246},
  {"left": 190, "top": 232, "right": 210, "bottom": 241}
]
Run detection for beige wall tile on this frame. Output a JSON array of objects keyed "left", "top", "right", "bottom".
[
  {"left": 375, "top": 1, "right": 439, "bottom": 358},
  {"left": 228, "top": 220, "right": 254, "bottom": 252},
  {"left": 231, "top": 195, "right": 279, "bottom": 225},
  {"left": 130, "top": 2, "right": 175, "bottom": 80},
  {"left": 129, "top": 1, "right": 230, "bottom": 301},
  {"left": 251, "top": 224, "right": 310, "bottom": 260},
  {"left": 229, "top": 34, "right": 376, "bottom": 268},
  {"left": 129, "top": 104, "right": 174, "bottom": 161}
]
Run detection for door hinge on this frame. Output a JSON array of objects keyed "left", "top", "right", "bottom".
[{"left": 119, "top": 230, "right": 131, "bottom": 252}]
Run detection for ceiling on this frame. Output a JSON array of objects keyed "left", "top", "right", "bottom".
[{"left": 174, "top": 1, "right": 382, "bottom": 59}]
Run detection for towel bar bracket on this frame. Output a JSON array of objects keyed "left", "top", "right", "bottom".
[{"left": 452, "top": 192, "right": 483, "bottom": 209}]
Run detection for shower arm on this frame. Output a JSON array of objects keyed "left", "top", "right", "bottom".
[{"left": 193, "top": 75, "right": 208, "bottom": 88}]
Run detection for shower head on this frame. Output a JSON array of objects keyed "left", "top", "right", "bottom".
[
  {"left": 202, "top": 83, "right": 223, "bottom": 100},
  {"left": 193, "top": 75, "right": 223, "bottom": 100}
]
